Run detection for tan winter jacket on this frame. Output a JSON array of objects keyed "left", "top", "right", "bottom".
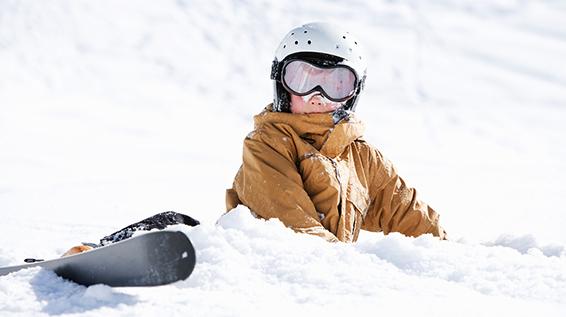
[{"left": 226, "top": 105, "right": 446, "bottom": 243}]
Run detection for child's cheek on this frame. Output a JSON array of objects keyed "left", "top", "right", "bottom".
[{"left": 290, "top": 94, "right": 307, "bottom": 113}]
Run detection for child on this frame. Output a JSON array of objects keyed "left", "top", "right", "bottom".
[{"left": 225, "top": 22, "right": 447, "bottom": 242}]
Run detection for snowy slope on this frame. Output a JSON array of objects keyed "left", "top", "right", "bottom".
[{"left": 1, "top": 0, "right": 565, "bottom": 316}]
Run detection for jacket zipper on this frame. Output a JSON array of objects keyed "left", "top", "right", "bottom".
[
  {"left": 331, "top": 158, "right": 357, "bottom": 237},
  {"left": 330, "top": 158, "right": 343, "bottom": 216}
]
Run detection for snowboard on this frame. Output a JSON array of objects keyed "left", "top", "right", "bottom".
[{"left": 0, "top": 230, "right": 196, "bottom": 287}]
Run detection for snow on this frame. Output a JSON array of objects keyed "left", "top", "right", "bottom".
[
  {"left": 1, "top": 0, "right": 566, "bottom": 315},
  {"left": 1, "top": 209, "right": 565, "bottom": 316}
]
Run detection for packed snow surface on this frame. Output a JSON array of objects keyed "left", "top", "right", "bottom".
[{"left": 1, "top": 0, "right": 566, "bottom": 316}]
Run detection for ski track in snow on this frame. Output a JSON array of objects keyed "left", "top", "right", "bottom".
[{"left": 1, "top": 0, "right": 566, "bottom": 316}]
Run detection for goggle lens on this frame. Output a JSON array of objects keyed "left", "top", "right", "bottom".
[{"left": 282, "top": 60, "right": 357, "bottom": 102}]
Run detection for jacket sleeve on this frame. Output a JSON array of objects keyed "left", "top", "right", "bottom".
[
  {"left": 361, "top": 147, "right": 447, "bottom": 239},
  {"left": 228, "top": 129, "right": 339, "bottom": 242}
]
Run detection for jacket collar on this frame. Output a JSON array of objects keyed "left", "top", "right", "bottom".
[{"left": 254, "top": 104, "right": 365, "bottom": 158}]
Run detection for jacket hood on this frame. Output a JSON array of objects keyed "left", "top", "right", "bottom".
[{"left": 254, "top": 104, "right": 365, "bottom": 158}]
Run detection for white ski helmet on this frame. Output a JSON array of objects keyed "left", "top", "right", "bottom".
[{"left": 270, "top": 22, "right": 367, "bottom": 112}]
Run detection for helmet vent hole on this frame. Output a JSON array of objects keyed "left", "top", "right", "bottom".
[
  {"left": 342, "top": 35, "right": 346, "bottom": 39},
  {"left": 291, "top": 32, "right": 294, "bottom": 35},
  {"left": 283, "top": 45, "right": 286, "bottom": 48},
  {"left": 355, "top": 41, "right": 358, "bottom": 45},
  {"left": 304, "top": 30, "right": 307, "bottom": 33},
  {"left": 307, "top": 40, "right": 311, "bottom": 45},
  {"left": 294, "top": 41, "right": 299, "bottom": 45}
]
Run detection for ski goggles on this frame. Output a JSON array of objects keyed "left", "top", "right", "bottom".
[{"left": 281, "top": 59, "right": 358, "bottom": 102}]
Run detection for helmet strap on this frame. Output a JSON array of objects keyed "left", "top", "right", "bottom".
[
  {"left": 270, "top": 59, "right": 281, "bottom": 80},
  {"left": 273, "top": 81, "right": 291, "bottom": 112},
  {"left": 271, "top": 59, "right": 292, "bottom": 112}
]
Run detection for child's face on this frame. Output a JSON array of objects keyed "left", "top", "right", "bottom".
[{"left": 289, "top": 92, "right": 342, "bottom": 114}]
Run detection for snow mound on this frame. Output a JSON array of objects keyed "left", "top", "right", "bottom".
[
  {"left": 1, "top": 208, "right": 565, "bottom": 316},
  {"left": 173, "top": 207, "right": 565, "bottom": 315},
  {"left": 484, "top": 233, "right": 565, "bottom": 257}
]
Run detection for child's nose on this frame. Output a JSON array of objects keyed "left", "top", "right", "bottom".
[{"left": 309, "top": 95, "right": 325, "bottom": 105}]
